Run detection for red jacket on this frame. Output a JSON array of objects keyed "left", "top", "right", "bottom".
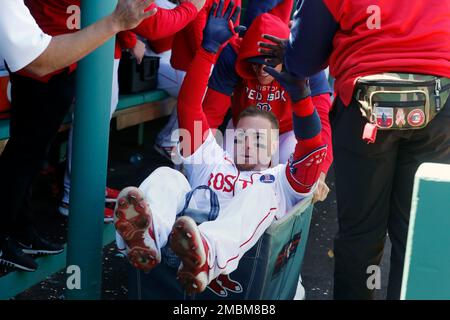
[
  {"left": 134, "top": 1, "right": 198, "bottom": 51},
  {"left": 234, "top": 14, "right": 292, "bottom": 133},
  {"left": 325, "top": 0, "right": 450, "bottom": 106}
]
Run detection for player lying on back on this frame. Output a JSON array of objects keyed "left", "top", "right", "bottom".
[{"left": 113, "top": 0, "right": 327, "bottom": 295}]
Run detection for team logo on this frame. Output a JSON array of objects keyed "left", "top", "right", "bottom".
[
  {"left": 273, "top": 232, "right": 302, "bottom": 277},
  {"left": 395, "top": 108, "right": 406, "bottom": 128},
  {"left": 260, "top": 174, "right": 276, "bottom": 184},
  {"left": 257, "top": 102, "right": 272, "bottom": 112},
  {"left": 207, "top": 274, "right": 243, "bottom": 297},
  {"left": 407, "top": 109, "right": 426, "bottom": 127},
  {"left": 374, "top": 107, "right": 393, "bottom": 128}
]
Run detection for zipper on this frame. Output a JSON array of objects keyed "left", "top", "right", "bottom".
[
  {"left": 435, "top": 78, "right": 442, "bottom": 112},
  {"left": 359, "top": 77, "right": 450, "bottom": 89},
  {"left": 358, "top": 78, "right": 438, "bottom": 87},
  {"left": 375, "top": 100, "right": 425, "bottom": 107}
]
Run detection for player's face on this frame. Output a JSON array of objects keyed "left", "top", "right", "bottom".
[
  {"left": 234, "top": 116, "right": 278, "bottom": 172},
  {"left": 252, "top": 63, "right": 282, "bottom": 85}
]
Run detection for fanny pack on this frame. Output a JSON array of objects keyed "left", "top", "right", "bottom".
[{"left": 354, "top": 73, "right": 450, "bottom": 132}]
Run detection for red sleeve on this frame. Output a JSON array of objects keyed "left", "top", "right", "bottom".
[
  {"left": 149, "top": 36, "right": 175, "bottom": 54},
  {"left": 117, "top": 31, "right": 138, "bottom": 50},
  {"left": 269, "top": 0, "right": 295, "bottom": 24},
  {"left": 203, "top": 88, "right": 232, "bottom": 129},
  {"left": 178, "top": 48, "right": 217, "bottom": 156},
  {"left": 312, "top": 93, "right": 333, "bottom": 174},
  {"left": 133, "top": 2, "right": 199, "bottom": 41},
  {"left": 115, "top": 31, "right": 138, "bottom": 59},
  {"left": 285, "top": 96, "right": 328, "bottom": 194}
]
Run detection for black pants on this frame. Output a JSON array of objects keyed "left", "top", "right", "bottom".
[
  {"left": 331, "top": 96, "right": 450, "bottom": 300},
  {"left": 0, "top": 71, "right": 75, "bottom": 242}
]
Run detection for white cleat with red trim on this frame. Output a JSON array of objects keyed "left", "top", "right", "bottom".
[
  {"left": 114, "top": 187, "right": 160, "bottom": 273},
  {"left": 170, "top": 216, "right": 210, "bottom": 295}
]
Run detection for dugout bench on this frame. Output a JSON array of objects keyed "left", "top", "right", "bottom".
[{"left": 0, "top": 89, "right": 173, "bottom": 148}]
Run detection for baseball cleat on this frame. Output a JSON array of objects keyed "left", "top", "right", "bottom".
[
  {"left": 216, "top": 274, "right": 243, "bottom": 293},
  {"left": 114, "top": 187, "right": 160, "bottom": 273},
  {"left": 170, "top": 216, "right": 210, "bottom": 295},
  {"left": 207, "top": 279, "right": 228, "bottom": 297}
]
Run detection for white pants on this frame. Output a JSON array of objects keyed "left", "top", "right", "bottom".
[
  {"left": 223, "top": 119, "right": 297, "bottom": 166},
  {"left": 122, "top": 166, "right": 280, "bottom": 282},
  {"left": 62, "top": 58, "right": 120, "bottom": 204}
]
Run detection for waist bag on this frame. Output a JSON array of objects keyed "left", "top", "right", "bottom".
[
  {"left": 118, "top": 52, "right": 160, "bottom": 94},
  {"left": 127, "top": 187, "right": 315, "bottom": 300},
  {"left": 354, "top": 73, "right": 450, "bottom": 130}
]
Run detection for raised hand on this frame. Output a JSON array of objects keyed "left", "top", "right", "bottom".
[
  {"left": 258, "top": 34, "right": 288, "bottom": 67},
  {"left": 130, "top": 39, "right": 146, "bottom": 64},
  {"left": 112, "top": 0, "right": 158, "bottom": 32},
  {"left": 202, "top": 0, "right": 246, "bottom": 54},
  {"left": 312, "top": 172, "right": 330, "bottom": 204},
  {"left": 263, "top": 66, "right": 310, "bottom": 102}
]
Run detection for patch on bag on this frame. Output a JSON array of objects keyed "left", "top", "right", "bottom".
[
  {"left": 260, "top": 174, "right": 275, "bottom": 184},
  {"left": 395, "top": 108, "right": 407, "bottom": 128},
  {"left": 407, "top": 109, "right": 426, "bottom": 127},
  {"left": 374, "top": 107, "right": 394, "bottom": 128}
]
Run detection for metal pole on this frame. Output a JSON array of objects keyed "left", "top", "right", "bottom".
[{"left": 66, "top": 0, "right": 116, "bottom": 300}]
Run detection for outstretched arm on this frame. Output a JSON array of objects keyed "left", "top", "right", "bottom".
[
  {"left": 203, "top": 43, "right": 240, "bottom": 129},
  {"left": 287, "top": 93, "right": 327, "bottom": 194},
  {"left": 260, "top": 35, "right": 332, "bottom": 199},
  {"left": 178, "top": 0, "right": 244, "bottom": 157},
  {"left": 264, "top": 68, "right": 327, "bottom": 194},
  {"left": 133, "top": 1, "right": 201, "bottom": 41},
  {"left": 9, "top": 0, "right": 156, "bottom": 77},
  {"left": 285, "top": 0, "right": 338, "bottom": 77},
  {"left": 178, "top": 47, "right": 216, "bottom": 156}
]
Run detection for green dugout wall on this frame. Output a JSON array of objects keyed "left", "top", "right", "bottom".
[{"left": 401, "top": 163, "right": 450, "bottom": 300}]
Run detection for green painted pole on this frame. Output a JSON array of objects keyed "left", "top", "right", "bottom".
[
  {"left": 401, "top": 163, "right": 450, "bottom": 300},
  {"left": 66, "top": 0, "right": 116, "bottom": 300}
]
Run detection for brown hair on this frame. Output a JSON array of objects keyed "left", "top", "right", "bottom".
[{"left": 237, "top": 106, "right": 280, "bottom": 130}]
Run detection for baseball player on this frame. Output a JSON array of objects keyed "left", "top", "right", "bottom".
[{"left": 114, "top": 0, "right": 327, "bottom": 294}]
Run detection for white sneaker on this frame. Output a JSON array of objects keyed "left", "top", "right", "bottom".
[
  {"left": 58, "top": 202, "right": 69, "bottom": 217},
  {"left": 294, "top": 275, "right": 306, "bottom": 300}
]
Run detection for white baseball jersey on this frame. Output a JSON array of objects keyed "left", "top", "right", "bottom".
[
  {"left": 117, "top": 132, "right": 313, "bottom": 281},
  {"left": 181, "top": 132, "right": 311, "bottom": 220}
]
